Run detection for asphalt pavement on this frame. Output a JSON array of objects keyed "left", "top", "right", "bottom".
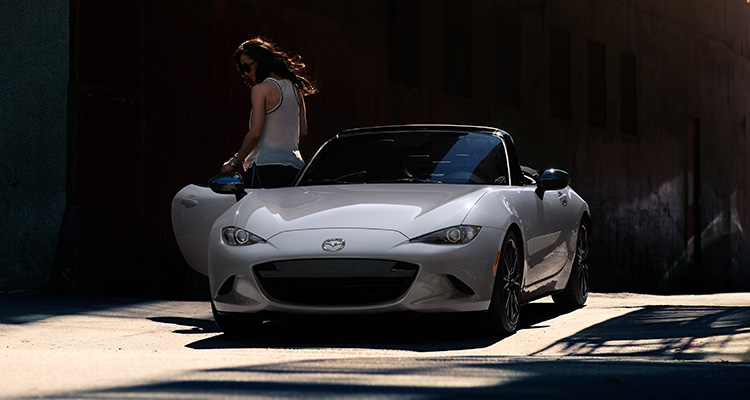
[{"left": 1, "top": 291, "right": 748, "bottom": 399}]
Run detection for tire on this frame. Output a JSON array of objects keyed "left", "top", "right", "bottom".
[
  {"left": 211, "top": 301, "right": 262, "bottom": 337},
  {"left": 552, "top": 222, "right": 590, "bottom": 308},
  {"left": 483, "top": 230, "right": 522, "bottom": 336}
]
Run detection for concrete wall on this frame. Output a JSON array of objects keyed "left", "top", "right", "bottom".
[{"left": 0, "top": 1, "right": 69, "bottom": 291}]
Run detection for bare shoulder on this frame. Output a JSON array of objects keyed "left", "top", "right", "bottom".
[
  {"left": 252, "top": 80, "right": 276, "bottom": 94},
  {"left": 250, "top": 81, "right": 275, "bottom": 102}
]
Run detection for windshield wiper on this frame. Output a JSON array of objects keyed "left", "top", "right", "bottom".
[
  {"left": 370, "top": 178, "right": 441, "bottom": 184},
  {"left": 299, "top": 170, "right": 368, "bottom": 186},
  {"left": 334, "top": 170, "right": 368, "bottom": 182}
]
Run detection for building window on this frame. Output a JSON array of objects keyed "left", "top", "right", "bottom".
[
  {"left": 444, "top": 0, "right": 471, "bottom": 98},
  {"left": 388, "top": 0, "right": 420, "bottom": 87},
  {"left": 495, "top": 8, "right": 521, "bottom": 108},
  {"left": 620, "top": 52, "right": 637, "bottom": 135},
  {"left": 588, "top": 40, "right": 606, "bottom": 127},
  {"left": 549, "top": 26, "right": 571, "bottom": 120}
]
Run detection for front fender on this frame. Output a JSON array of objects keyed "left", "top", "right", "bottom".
[{"left": 462, "top": 187, "right": 520, "bottom": 232}]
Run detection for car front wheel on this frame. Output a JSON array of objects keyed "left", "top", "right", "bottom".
[{"left": 483, "top": 230, "right": 522, "bottom": 336}]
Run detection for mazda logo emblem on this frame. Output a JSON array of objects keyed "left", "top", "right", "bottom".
[{"left": 322, "top": 238, "right": 346, "bottom": 252}]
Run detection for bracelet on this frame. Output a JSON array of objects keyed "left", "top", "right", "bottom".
[{"left": 227, "top": 153, "right": 244, "bottom": 169}]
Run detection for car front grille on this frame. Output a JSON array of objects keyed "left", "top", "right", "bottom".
[{"left": 253, "top": 259, "right": 419, "bottom": 306}]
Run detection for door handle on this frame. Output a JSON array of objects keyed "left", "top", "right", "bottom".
[{"left": 180, "top": 195, "right": 199, "bottom": 208}]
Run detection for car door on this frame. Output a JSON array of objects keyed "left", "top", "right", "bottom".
[
  {"left": 510, "top": 185, "right": 559, "bottom": 286},
  {"left": 509, "top": 172, "right": 573, "bottom": 289},
  {"left": 171, "top": 184, "right": 239, "bottom": 275},
  {"left": 528, "top": 185, "right": 573, "bottom": 282}
]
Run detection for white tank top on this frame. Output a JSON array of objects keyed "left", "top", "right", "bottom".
[{"left": 246, "top": 78, "right": 305, "bottom": 168}]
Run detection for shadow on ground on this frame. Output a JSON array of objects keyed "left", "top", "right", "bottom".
[
  {"left": 532, "top": 305, "right": 750, "bottom": 361},
  {"left": 91, "top": 304, "right": 750, "bottom": 399},
  {"left": 35, "top": 356, "right": 750, "bottom": 400},
  {"left": 0, "top": 292, "right": 154, "bottom": 325},
  {"left": 152, "top": 302, "right": 750, "bottom": 361},
  {"left": 149, "top": 302, "right": 576, "bottom": 352}
]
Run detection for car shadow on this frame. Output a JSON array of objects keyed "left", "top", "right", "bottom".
[
  {"left": 148, "top": 316, "right": 221, "bottom": 334},
  {"left": 164, "top": 303, "right": 750, "bottom": 360},
  {"left": 168, "top": 301, "right": 576, "bottom": 352}
]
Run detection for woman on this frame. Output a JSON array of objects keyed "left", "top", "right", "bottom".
[{"left": 221, "top": 37, "right": 317, "bottom": 188}]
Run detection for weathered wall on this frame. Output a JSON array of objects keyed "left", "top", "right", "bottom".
[
  {"left": 0, "top": 1, "right": 68, "bottom": 291},
  {"left": 547, "top": 1, "right": 750, "bottom": 292}
]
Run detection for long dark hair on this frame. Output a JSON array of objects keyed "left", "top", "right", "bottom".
[{"left": 234, "top": 37, "right": 317, "bottom": 96}]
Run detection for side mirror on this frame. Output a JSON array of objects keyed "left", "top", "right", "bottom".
[
  {"left": 536, "top": 169, "right": 571, "bottom": 192},
  {"left": 209, "top": 171, "right": 246, "bottom": 201}
]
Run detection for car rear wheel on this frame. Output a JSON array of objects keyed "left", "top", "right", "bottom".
[
  {"left": 552, "top": 222, "right": 590, "bottom": 308},
  {"left": 483, "top": 230, "right": 522, "bottom": 336},
  {"left": 211, "top": 300, "right": 263, "bottom": 337}
]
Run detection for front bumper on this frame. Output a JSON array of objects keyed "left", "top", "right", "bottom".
[{"left": 208, "top": 227, "right": 504, "bottom": 315}]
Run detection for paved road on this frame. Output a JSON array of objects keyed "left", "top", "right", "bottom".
[{"left": 1, "top": 292, "right": 748, "bottom": 399}]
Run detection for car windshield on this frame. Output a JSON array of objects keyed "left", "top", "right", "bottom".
[{"left": 297, "top": 131, "right": 510, "bottom": 186}]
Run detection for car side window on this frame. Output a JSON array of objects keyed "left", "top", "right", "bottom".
[
  {"left": 490, "top": 141, "right": 510, "bottom": 185},
  {"left": 502, "top": 137, "right": 525, "bottom": 186}
]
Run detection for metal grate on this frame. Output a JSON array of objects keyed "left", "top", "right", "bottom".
[{"left": 254, "top": 259, "right": 419, "bottom": 306}]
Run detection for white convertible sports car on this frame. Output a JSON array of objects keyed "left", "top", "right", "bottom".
[{"left": 172, "top": 125, "right": 591, "bottom": 336}]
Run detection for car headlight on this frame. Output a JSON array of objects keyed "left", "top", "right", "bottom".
[
  {"left": 222, "top": 227, "right": 266, "bottom": 246},
  {"left": 410, "top": 225, "right": 481, "bottom": 244}
]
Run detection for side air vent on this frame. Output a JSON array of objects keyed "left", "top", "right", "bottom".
[
  {"left": 447, "top": 275, "right": 475, "bottom": 296},
  {"left": 216, "top": 275, "right": 237, "bottom": 296}
]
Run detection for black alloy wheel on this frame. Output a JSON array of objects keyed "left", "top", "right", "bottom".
[
  {"left": 484, "top": 230, "right": 522, "bottom": 335},
  {"left": 552, "top": 222, "right": 590, "bottom": 308}
]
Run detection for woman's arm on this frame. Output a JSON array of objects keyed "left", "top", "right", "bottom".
[{"left": 222, "top": 85, "right": 268, "bottom": 172}]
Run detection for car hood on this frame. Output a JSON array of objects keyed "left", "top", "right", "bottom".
[{"left": 232, "top": 184, "right": 492, "bottom": 239}]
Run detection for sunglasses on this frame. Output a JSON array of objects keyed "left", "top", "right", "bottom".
[{"left": 239, "top": 60, "right": 256, "bottom": 74}]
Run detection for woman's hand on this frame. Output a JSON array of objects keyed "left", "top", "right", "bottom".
[
  {"left": 222, "top": 153, "right": 245, "bottom": 173},
  {"left": 221, "top": 162, "right": 245, "bottom": 173}
]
